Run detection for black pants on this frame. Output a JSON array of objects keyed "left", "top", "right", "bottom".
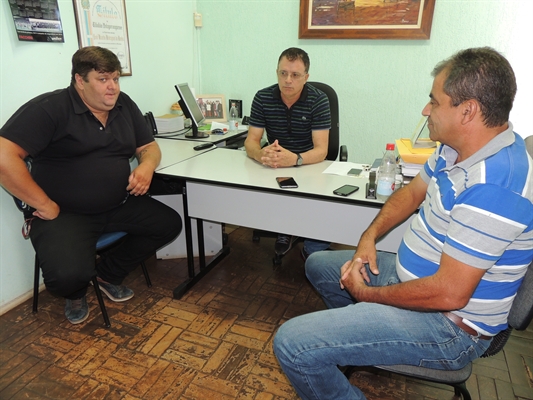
[{"left": 29, "top": 195, "right": 182, "bottom": 299}]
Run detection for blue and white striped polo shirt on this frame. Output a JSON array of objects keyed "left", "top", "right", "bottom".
[
  {"left": 397, "top": 123, "right": 533, "bottom": 336},
  {"left": 248, "top": 83, "right": 331, "bottom": 154}
]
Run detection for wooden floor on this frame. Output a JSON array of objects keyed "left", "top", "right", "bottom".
[{"left": 0, "top": 227, "right": 532, "bottom": 400}]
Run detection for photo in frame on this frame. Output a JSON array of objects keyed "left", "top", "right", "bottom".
[
  {"left": 229, "top": 99, "right": 243, "bottom": 118},
  {"left": 196, "top": 95, "right": 226, "bottom": 122},
  {"left": 299, "top": 0, "right": 436, "bottom": 40},
  {"left": 73, "top": 0, "right": 132, "bottom": 75}
]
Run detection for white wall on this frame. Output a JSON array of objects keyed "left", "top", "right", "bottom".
[
  {"left": 1, "top": 0, "right": 532, "bottom": 311},
  {"left": 0, "top": 0, "right": 197, "bottom": 313}
]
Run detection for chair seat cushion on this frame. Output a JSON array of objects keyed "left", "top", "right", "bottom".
[
  {"left": 96, "top": 232, "right": 127, "bottom": 250},
  {"left": 376, "top": 363, "right": 472, "bottom": 384}
]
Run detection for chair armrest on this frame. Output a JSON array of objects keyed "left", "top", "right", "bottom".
[{"left": 339, "top": 145, "right": 348, "bottom": 162}]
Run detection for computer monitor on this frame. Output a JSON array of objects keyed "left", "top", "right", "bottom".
[{"left": 174, "top": 83, "right": 209, "bottom": 138}]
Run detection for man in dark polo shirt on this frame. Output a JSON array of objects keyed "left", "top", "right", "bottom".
[
  {"left": 245, "top": 47, "right": 331, "bottom": 259},
  {"left": 0, "top": 46, "right": 182, "bottom": 324}
]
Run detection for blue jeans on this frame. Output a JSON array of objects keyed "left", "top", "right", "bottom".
[
  {"left": 273, "top": 250, "right": 492, "bottom": 400},
  {"left": 303, "top": 238, "right": 330, "bottom": 255}
]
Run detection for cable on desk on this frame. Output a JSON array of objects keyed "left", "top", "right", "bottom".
[{"left": 154, "top": 127, "right": 191, "bottom": 138}]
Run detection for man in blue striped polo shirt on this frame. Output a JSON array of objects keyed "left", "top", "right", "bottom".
[
  {"left": 274, "top": 47, "right": 533, "bottom": 400},
  {"left": 245, "top": 47, "right": 332, "bottom": 259}
]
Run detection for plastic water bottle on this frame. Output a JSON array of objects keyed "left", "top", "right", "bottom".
[
  {"left": 376, "top": 143, "right": 397, "bottom": 201},
  {"left": 229, "top": 103, "right": 238, "bottom": 131}
]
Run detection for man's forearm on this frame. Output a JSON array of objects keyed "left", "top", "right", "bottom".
[
  {"left": 299, "top": 147, "right": 327, "bottom": 165},
  {"left": 137, "top": 142, "right": 161, "bottom": 171}
]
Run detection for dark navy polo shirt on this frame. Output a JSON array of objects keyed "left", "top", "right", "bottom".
[
  {"left": 248, "top": 83, "right": 331, "bottom": 153},
  {"left": 0, "top": 84, "right": 154, "bottom": 214}
]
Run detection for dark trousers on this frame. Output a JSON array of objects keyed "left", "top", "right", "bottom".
[{"left": 29, "top": 195, "right": 182, "bottom": 300}]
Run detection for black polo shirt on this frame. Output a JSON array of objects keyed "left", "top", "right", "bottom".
[
  {"left": 0, "top": 84, "right": 154, "bottom": 214},
  {"left": 249, "top": 83, "right": 331, "bottom": 153}
]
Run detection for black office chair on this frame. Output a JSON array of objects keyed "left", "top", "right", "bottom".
[
  {"left": 252, "top": 81, "right": 348, "bottom": 265},
  {"left": 361, "top": 260, "right": 533, "bottom": 400},
  {"left": 14, "top": 159, "right": 151, "bottom": 328}
]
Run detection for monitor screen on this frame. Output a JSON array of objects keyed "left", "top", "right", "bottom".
[{"left": 175, "top": 83, "right": 208, "bottom": 138}]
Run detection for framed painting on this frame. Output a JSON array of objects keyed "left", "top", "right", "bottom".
[
  {"left": 196, "top": 95, "right": 226, "bottom": 122},
  {"left": 299, "top": 0, "right": 436, "bottom": 40},
  {"left": 73, "top": 0, "right": 132, "bottom": 75}
]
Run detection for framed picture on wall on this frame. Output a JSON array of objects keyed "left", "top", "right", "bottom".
[
  {"left": 299, "top": 0, "right": 436, "bottom": 40},
  {"left": 196, "top": 95, "right": 226, "bottom": 122},
  {"left": 73, "top": 0, "right": 133, "bottom": 75}
]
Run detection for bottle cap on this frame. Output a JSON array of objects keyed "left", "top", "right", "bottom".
[{"left": 386, "top": 143, "right": 395, "bottom": 151}]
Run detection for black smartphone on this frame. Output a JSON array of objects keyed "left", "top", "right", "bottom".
[
  {"left": 276, "top": 177, "right": 298, "bottom": 188},
  {"left": 333, "top": 184, "right": 359, "bottom": 196},
  {"left": 347, "top": 168, "right": 362, "bottom": 176}
]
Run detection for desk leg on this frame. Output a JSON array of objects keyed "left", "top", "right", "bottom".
[
  {"left": 172, "top": 185, "right": 230, "bottom": 299},
  {"left": 182, "top": 185, "right": 195, "bottom": 278}
]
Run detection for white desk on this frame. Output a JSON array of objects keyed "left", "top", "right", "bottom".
[
  {"left": 155, "top": 138, "right": 214, "bottom": 170},
  {"left": 157, "top": 148, "right": 414, "bottom": 251}
]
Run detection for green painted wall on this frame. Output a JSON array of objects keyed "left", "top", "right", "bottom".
[
  {"left": 1, "top": 0, "right": 531, "bottom": 309},
  {"left": 196, "top": 0, "right": 532, "bottom": 162}
]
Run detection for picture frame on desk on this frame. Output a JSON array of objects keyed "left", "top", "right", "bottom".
[
  {"left": 73, "top": 0, "right": 132, "bottom": 76},
  {"left": 229, "top": 99, "right": 243, "bottom": 118},
  {"left": 298, "top": 0, "right": 436, "bottom": 40},
  {"left": 196, "top": 94, "right": 226, "bottom": 122}
]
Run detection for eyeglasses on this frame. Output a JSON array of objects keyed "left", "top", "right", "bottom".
[{"left": 277, "top": 70, "right": 307, "bottom": 81}]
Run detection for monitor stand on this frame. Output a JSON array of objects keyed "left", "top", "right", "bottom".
[{"left": 185, "top": 125, "right": 209, "bottom": 138}]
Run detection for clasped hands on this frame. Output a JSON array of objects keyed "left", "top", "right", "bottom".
[
  {"left": 260, "top": 140, "right": 295, "bottom": 168},
  {"left": 339, "top": 239, "right": 380, "bottom": 299}
]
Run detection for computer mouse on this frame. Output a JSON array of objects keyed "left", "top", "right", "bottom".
[{"left": 211, "top": 128, "right": 224, "bottom": 135}]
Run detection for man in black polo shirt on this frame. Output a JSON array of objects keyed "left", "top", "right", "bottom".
[
  {"left": 245, "top": 47, "right": 331, "bottom": 259},
  {"left": 0, "top": 47, "right": 182, "bottom": 324}
]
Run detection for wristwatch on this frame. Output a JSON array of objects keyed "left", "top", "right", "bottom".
[{"left": 295, "top": 153, "right": 303, "bottom": 167}]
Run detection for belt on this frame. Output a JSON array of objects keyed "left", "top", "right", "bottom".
[{"left": 443, "top": 312, "right": 492, "bottom": 340}]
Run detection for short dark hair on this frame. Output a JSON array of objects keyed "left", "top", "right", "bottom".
[
  {"left": 278, "top": 47, "right": 310, "bottom": 73},
  {"left": 432, "top": 47, "right": 516, "bottom": 128},
  {"left": 71, "top": 46, "right": 122, "bottom": 84}
]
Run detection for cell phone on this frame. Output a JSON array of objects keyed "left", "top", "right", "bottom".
[
  {"left": 347, "top": 168, "right": 362, "bottom": 176},
  {"left": 333, "top": 184, "right": 359, "bottom": 196},
  {"left": 276, "top": 177, "right": 298, "bottom": 188}
]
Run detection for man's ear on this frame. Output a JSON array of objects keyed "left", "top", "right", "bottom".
[
  {"left": 460, "top": 99, "right": 478, "bottom": 124},
  {"left": 74, "top": 73, "right": 84, "bottom": 89}
]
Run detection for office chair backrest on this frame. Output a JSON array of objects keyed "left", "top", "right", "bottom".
[
  {"left": 508, "top": 260, "right": 533, "bottom": 330},
  {"left": 307, "top": 82, "right": 339, "bottom": 161}
]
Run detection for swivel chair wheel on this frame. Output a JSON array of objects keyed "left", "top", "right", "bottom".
[
  {"left": 273, "top": 255, "right": 282, "bottom": 265},
  {"left": 252, "top": 234, "right": 260, "bottom": 242}
]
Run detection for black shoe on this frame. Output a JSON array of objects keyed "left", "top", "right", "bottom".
[
  {"left": 65, "top": 296, "right": 89, "bottom": 324},
  {"left": 275, "top": 234, "right": 293, "bottom": 255},
  {"left": 98, "top": 280, "right": 134, "bottom": 302}
]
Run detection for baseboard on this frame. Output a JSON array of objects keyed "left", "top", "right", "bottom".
[{"left": 0, "top": 283, "right": 45, "bottom": 317}]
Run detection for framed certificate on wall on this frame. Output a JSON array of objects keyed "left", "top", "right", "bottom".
[{"left": 73, "top": 0, "right": 132, "bottom": 76}]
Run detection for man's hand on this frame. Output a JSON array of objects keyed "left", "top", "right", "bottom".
[
  {"left": 128, "top": 141, "right": 161, "bottom": 196},
  {"left": 339, "top": 257, "right": 369, "bottom": 298},
  {"left": 260, "top": 140, "right": 296, "bottom": 168},
  {"left": 33, "top": 199, "right": 60, "bottom": 220},
  {"left": 127, "top": 163, "right": 154, "bottom": 196}
]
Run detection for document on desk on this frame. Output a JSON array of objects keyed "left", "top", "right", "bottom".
[
  {"left": 322, "top": 162, "right": 371, "bottom": 178},
  {"left": 210, "top": 121, "right": 230, "bottom": 131}
]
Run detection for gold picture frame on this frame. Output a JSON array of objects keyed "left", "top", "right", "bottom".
[
  {"left": 196, "top": 94, "right": 227, "bottom": 122},
  {"left": 299, "top": 0, "right": 436, "bottom": 40}
]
